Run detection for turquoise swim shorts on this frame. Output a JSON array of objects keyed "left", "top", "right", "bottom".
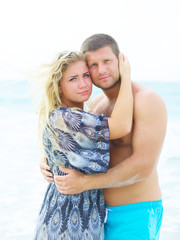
[{"left": 104, "top": 200, "right": 163, "bottom": 240}]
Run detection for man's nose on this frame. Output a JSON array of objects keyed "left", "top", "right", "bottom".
[{"left": 98, "top": 63, "right": 106, "bottom": 74}]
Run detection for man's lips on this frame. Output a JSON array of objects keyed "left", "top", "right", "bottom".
[{"left": 99, "top": 75, "right": 110, "bottom": 80}]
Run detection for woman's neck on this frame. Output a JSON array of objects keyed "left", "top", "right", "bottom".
[{"left": 61, "top": 102, "right": 84, "bottom": 110}]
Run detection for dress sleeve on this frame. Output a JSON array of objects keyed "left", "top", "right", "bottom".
[{"left": 44, "top": 107, "right": 110, "bottom": 174}]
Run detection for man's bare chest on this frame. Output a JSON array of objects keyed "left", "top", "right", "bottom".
[
  {"left": 109, "top": 133, "right": 133, "bottom": 167},
  {"left": 111, "top": 130, "right": 131, "bottom": 145}
]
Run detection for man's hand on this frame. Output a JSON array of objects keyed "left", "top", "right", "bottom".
[
  {"left": 40, "top": 159, "right": 54, "bottom": 183},
  {"left": 54, "top": 167, "right": 86, "bottom": 195}
]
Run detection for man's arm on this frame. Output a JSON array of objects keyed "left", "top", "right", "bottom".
[
  {"left": 92, "top": 90, "right": 167, "bottom": 188},
  {"left": 54, "top": 90, "right": 167, "bottom": 194}
]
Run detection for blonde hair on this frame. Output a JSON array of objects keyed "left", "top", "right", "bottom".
[{"left": 36, "top": 51, "right": 86, "bottom": 152}]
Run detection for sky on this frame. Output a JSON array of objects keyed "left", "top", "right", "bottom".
[{"left": 0, "top": 0, "right": 180, "bottom": 82}]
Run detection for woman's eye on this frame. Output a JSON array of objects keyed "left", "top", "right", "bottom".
[
  {"left": 69, "top": 77, "right": 76, "bottom": 81},
  {"left": 84, "top": 73, "right": 90, "bottom": 78}
]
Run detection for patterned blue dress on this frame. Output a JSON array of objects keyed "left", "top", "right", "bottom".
[{"left": 34, "top": 107, "right": 110, "bottom": 240}]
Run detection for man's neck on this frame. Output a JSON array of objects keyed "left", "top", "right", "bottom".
[{"left": 102, "top": 81, "right": 121, "bottom": 102}]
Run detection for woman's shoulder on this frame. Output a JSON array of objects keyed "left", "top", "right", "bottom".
[
  {"left": 50, "top": 106, "right": 107, "bottom": 130},
  {"left": 51, "top": 106, "right": 82, "bottom": 116},
  {"left": 49, "top": 107, "right": 85, "bottom": 129},
  {"left": 51, "top": 106, "right": 100, "bottom": 119}
]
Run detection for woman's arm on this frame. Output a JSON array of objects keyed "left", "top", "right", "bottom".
[{"left": 108, "top": 54, "right": 133, "bottom": 139}]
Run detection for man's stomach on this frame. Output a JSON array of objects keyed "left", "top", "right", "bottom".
[{"left": 103, "top": 170, "right": 162, "bottom": 206}]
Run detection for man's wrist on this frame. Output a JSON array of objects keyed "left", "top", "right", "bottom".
[
  {"left": 83, "top": 174, "right": 93, "bottom": 191},
  {"left": 83, "top": 172, "right": 110, "bottom": 191}
]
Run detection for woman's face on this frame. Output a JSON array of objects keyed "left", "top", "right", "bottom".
[{"left": 60, "top": 61, "right": 92, "bottom": 108}]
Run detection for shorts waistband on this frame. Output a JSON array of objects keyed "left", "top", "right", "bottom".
[{"left": 106, "top": 200, "right": 162, "bottom": 212}]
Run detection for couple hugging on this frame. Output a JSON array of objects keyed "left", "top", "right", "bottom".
[{"left": 34, "top": 33, "right": 167, "bottom": 240}]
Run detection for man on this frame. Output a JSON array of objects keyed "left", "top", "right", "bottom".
[{"left": 40, "top": 34, "right": 167, "bottom": 239}]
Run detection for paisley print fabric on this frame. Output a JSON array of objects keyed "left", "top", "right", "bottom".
[{"left": 34, "top": 107, "right": 110, "bottom": 239}]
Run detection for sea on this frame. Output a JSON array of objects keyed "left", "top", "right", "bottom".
[{"left": 0, "top": 80, "right": 179, "bottom": 240}]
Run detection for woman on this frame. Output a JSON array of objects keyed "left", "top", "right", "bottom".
[{"left": 34, "top": 51, "right": 132, "bottom": 239}]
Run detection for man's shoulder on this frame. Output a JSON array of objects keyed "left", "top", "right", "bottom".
[
  {"left": 133, "top": 81, "right": 162, "bottom": 102},
  {"left": 88, "top": 93, "right": 106, "bottom": 114},
  {"left": 92, "top": 92, "right": 105, "bottom": 104},
  {"left": 132, "top": 82, "right": 166, "bottom": 117}
]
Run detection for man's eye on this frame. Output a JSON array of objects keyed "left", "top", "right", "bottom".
[
  {"left": 105, "top": 59, "right": 110, "bottom": 63},
  {"left": 90, "top": 63, "right": 97, "bottom": 68}
]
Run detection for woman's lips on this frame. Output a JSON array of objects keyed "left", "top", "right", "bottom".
[{"left": 78, "top": 90, "right": 89, "bottom": 95}]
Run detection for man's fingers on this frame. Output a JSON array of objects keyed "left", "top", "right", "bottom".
[
  {"left": 59, "top": 166, "right": 74, "bottom": 174},
  {"left": 54, "top": 175, "right": 66, "bottom": 182},
  {"left": 57, "top": 188, "right": 66, "bottom": 194},
  {"left": 54, "top": 176, "right": 68, "bottom": 189},
  {"left": 56, "top": 186, "right": 72, "bottom": 195}
]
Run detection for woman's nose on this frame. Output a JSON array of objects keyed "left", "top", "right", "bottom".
[{"left": 78, "top": 78, "right": 87, "bottom": 88}]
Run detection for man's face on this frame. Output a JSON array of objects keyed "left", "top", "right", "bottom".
[{"left": 85, "top": 46, "right": 119, "bottom": 90}]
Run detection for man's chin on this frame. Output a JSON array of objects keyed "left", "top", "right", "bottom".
[{"left": 94, "top": 80, "right": 120, "bottom": 90}]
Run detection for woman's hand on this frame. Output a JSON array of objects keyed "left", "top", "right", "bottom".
[
  {"left": 119, "top": 52, "right": 131, "bottom": 80},
  {"left": 40, "top": 158, "right": 54, "bottom": 183}
]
